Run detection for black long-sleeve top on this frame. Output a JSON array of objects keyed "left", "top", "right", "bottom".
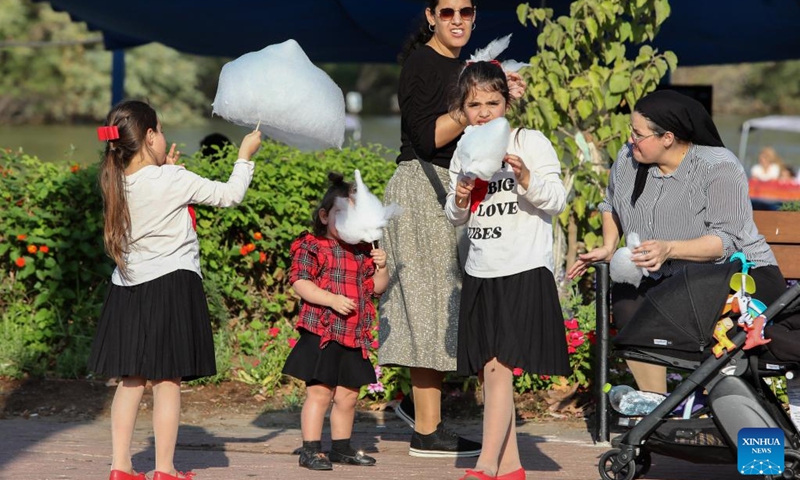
[{"left": 396, "top": 45, "right": 464, "bottom": 168}]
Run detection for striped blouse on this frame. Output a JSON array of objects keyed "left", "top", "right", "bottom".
[{"left": 598, "top": 144, "right": 776, "bottom": 277}]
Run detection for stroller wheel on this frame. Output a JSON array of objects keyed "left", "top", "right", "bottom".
[
  {"left": 599, "top": 449, "right": 636, "bottom": 480},
  {"left": 764, "top": 449, "right": 800, "bottom": 479},
  {"left": 635, "top": 450, "right": 652, "bottom": 479}
]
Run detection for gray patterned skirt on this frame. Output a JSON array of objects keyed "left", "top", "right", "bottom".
[{"left": 378, "top": 160, "right": 464, "bottom": 372}]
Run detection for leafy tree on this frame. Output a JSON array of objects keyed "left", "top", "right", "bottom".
[
  {"left": 0, "top": 0, "right": 210, "bottom": 125},
  {"left": 742, "top": 60, "right": 800, "bottom": 114},
  {"left": 512, "top": 0, "right": 677, "bottom": 284}
]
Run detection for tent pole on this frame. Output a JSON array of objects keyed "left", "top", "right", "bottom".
[{"left": 111, "top": 49, "right": 125, "bottom": 107}]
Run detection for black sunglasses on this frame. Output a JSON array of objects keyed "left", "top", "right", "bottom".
[{"left": 436, "top": 7, "right": 476, "bottom": 21}]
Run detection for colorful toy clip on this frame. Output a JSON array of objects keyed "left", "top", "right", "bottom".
[{"left": 712, "top": 318, "right": 736, "bottom": 358}]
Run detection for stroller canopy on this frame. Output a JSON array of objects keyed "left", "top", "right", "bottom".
[{"left": 613, "top": 261, "right": 741, "bottom": 355}]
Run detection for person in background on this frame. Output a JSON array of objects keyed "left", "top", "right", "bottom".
[
  {"left": 751, "top": 146, "right": 783, "bottom": 181},
  {"left": 378, "top": 0, "right": 525, "bottom": 458}
]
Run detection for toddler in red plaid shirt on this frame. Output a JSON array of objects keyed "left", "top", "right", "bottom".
[{"left": 282, "top": 172, "right": 389, "bottom": 471}]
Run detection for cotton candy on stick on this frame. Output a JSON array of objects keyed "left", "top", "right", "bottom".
[
  {"left": 609, "top": 232, "right": 649, "bottom": 287},
  {"left": 212, "top": 39, "right": 345, "bottom": 151},
  {"left": 334, "top": 170, "right": 403, "bottom": 245},
  {"left": 457, "top": 117, "right": 511, "bottom": 181}
]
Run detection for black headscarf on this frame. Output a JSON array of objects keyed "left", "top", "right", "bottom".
[{"left": 631, "top": 90, "right": 725, "bottom": 206}]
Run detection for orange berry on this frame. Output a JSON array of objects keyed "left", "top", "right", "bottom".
[
  {"left": 15, "top": 257, "right": 25, "bottom": 268},
  {"left": 27, "top": 245, "right": 37, "bottom": 254},
  {"left": 239, "top": 245, "right": 248, "bottom": 256},
  {"left": 70, "top": 164, "right": 80, "bottom": 173},
  {"left": 253, "top": 232, "right": 263, "bottom": 240},
  {"left": 16, "top": 234, "right": 26, "bottom": 241},
  {"left": 259, "top": 252, "right": 266, "bottom": 263},
  {"left": 39, "top": 245, "right": 49, "bottom": 253},
  {"left": 245, "top": 243, "right": 256, "bottom": 253}
]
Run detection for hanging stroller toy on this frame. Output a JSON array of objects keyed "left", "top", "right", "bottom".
[{"left": 726, "top": 252, "right": 772, "bottom": 350}]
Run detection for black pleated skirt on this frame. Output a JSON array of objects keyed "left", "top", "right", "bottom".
[
  {"left": 282, "top": 329, "right": 377, "bottom": 389},
  {"left": 87, "top": 269, "right": 216, "bottom": 381},
  {"left": 457, "top": 267, "right": 571, "bottom": 377}
]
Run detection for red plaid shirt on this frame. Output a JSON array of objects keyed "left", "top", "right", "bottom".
[{"left": 289, "top": 232, "right": 377, "bottom": 358}]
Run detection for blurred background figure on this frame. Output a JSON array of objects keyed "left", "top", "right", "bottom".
[
  {"left": 199, "top": 132, "right": 232, "bottom": 159},
  {"left": 750, "top": 146, "right": 783, "bottom": 181}
]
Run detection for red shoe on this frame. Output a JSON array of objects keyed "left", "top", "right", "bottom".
[
  {"left": 152, "top": 471, "right": 195, "bottom": 480},
  {"left": 496, "top": 467, "right": 526, "bottom": 480},
  {"left": 459, "top": 470, "right": 495, "bottom": 480},
  {"left": 109, "top": 470, "right": 147, "bottom": 480}
]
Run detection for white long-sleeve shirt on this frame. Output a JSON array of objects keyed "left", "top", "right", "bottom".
[
  {"left": 445, "top": 128, "right": 566, "bottom": 278},
  {"left": 111, "top": 160, "right": 254, "bottom": 286}
]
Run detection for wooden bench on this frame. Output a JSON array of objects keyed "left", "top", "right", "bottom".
[
  {"left": 753, "top": 210, "right": 800, "bottom": 280},
  {"left": 592, "top": 210, "right": 800, "bottom": 441}
]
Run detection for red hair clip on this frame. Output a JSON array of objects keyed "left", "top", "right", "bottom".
[
  {"left": 97, "top": 126, "right": 120, "bottom": 142},
  {"left": 465, "top": 59, "right": 503, "bottom": 68}
]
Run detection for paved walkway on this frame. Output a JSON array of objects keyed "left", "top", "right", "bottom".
[{"left": 0, "top": 408, "right": 748, "bottom": 480}]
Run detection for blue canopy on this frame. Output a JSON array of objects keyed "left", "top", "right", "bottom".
[{"left": 47, "top": 0, "right": 800, "bottom": 66}]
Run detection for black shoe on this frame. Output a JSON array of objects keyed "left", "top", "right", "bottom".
[
  {"left": 409, "top": 422, "right": 481, "bottom": 458},
  {"left": 299, "top": 448, "right": 333, "bottom": 470},
  {"left": 329, "top": 449, "right": 376, "bottom": 466},
  {"left": 395, "top": 394, "right": 415, "bottom": 429}
]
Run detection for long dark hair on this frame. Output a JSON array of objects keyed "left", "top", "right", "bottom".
[
  {"left": 398, "top": 0, "right": 476, "bottom": 65},
  {"left": 98, "top": 100, "right": 159, "bottom": 275},
  {"left": 312, "top": 172, "right": 353, "bottom": 237}
]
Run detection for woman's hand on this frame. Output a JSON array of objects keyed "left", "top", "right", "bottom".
[
  {"left": 329, "top": 294, "right": 356, "bottom": 315},
  {"left": 506, "top": 71, "right": 527, "bottom": 101},
  {"left": 238, "top": 129, "right": 263, "bottom": 160},
  {"left": 166, "top": 143, "right": 181, "bottom": 165},
  {"left": 455, "top": 176, "right": 475, "bottom": 209},
  {"left": 504, "top": 154, "right": 530, "bottom": 190},
  {"left": 567, "top": 246, "right": 614, "bottom": 279},
  {"left": 632, "top": 240, "right": 672, "bottom": 272}
]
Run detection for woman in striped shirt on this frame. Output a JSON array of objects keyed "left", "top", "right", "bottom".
[{"left": 567, "top": 90, "right": 787, "bottom": 393}]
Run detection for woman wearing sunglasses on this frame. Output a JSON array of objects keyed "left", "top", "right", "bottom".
[
  {"left": 378, "top": 0, "right": 525, "bottom": 460},
  {"left": 567, "top": 89, "right": 790, "bottom": 393}
]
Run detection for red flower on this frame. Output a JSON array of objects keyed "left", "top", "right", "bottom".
[
  {"left": 259, "top": 251, "right": 266, "bottom": 263},
  {"left": 15, "top": 257, "right": 25, "bottom": 268},
  {"left": 371, "top": 340, "right": 380, "bottom": 349},
  {"left": 252, "top": 359, "right": 261, "bottom": 367},
  {"left": 567, "top": 330, "right": 585, "bottom": 348},
  {"left": 540, "top": 375, "right": 550, "bottom": 381},
  {"left": 288, "top": 338, "right": 298, "bottom": 348},
  {"left": 239, "top": 245, "right": 248, "bottom": 256},
  {"left": 512, "top": 367, "right": 523, "bottom": 376},
  {"left": 567, "top": 345, "right": 576, "bottom": 354},
  {"left": 16, "top": 234, "right": 26, "bottom": 241},
  {"left": 39, "top": 245, "right": 49, "bottom": 253},
  {"left": 27, "top": 245, "right": 37, "bottom": 254},
  {"left": 268, "top": 327, "right": 280, "bottom": 337},
  {"left": 253, "top": 231, "right": 263, "bottom": 240},
  {"left": 70, "top": 164, "right": 80, "bottom": 173},
  {"left": 586, "top": 330, "right": 597, "bottom": 345},
  {"left": 245, "top": 243, "right": 256, "bottom": 253},
  {"left": 564, "top": 318, "right": 579, "bottom": 330}
]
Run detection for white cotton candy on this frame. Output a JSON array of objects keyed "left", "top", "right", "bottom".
[
  {"left": 470, "top": 34, "right": 512, "bottom": 63},
  {"left": 610, "top": 232, "right": 649, "bottom": 287},
  {"left": 334, "top": 170, "right": 403, "bottom": 245},
  {"left": 500, "top": 60, "right": 529, "bottom": 73},
  {"left": 212, "top": 39, "right": 345, "bottom": 151},
  {"left": 457, "top": 117, "right": 510, "bottom": 181}
]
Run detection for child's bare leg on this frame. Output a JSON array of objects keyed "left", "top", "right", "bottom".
[
  {"left": 496, "top": 389, "right": 522, "bottom": 476},
  {"left": 111, "top": 376, "right": 146, "bottom": 474},
  {"left": 330, "top": 386, "right": 359, "bottom": 441},
  {"left": 152, "top": 378, "right": 182, "bottom": 476},
  {"left": 474, "top": 358, "right": 515, "bottom": 476},
  {"left": 302, "top": 384, "right": 334, "bottom": 442}
]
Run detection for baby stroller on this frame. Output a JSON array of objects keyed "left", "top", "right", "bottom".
[{"left": 598, "top": 261, "right": 800, "bottom": 480}]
